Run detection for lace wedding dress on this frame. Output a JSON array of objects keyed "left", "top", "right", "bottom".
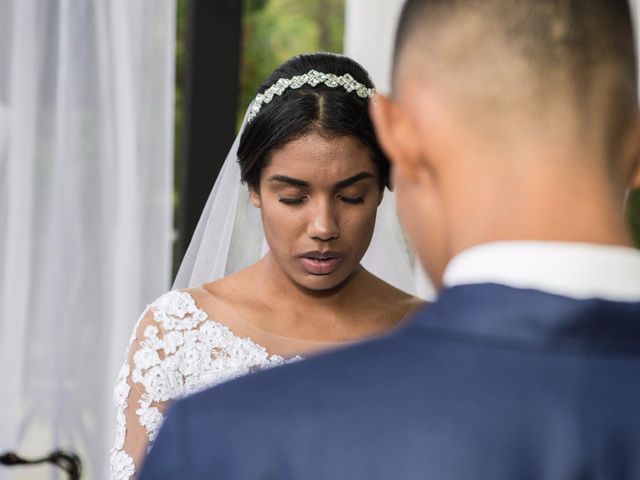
[{"left": 109, "top": 290, "right": 302, "bottom": 480}]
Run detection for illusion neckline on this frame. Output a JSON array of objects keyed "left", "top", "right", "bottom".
[
  {"left": 180, "top": 289, "right": 351, "bottom": 348},
  {"left": 189, "top": 283, "right": 420, "bottom": 347}
]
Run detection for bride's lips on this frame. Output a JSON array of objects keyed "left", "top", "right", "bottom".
[{"left": 298, "top": 251, "right": 344, "bottom": 275}]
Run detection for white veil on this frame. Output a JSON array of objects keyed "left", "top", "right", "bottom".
[{"left": 173, "top": 105, "right": 435, "bottom": 300}]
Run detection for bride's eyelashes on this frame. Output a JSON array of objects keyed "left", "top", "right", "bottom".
[
  {"left": 337, "top": 195, "right": 365, "bottom": 204},
  {"left": 279, "top": 196, "right": 307, "bottom": 205},
  {"left": 278, "top": 194, "right": 366, "bottom": 206},
  {"left": 337, "top": 186, "right": 367, "bottom": 204}
]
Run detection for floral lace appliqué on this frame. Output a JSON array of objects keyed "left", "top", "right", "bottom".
[{"left": 109, "top": 291, "right": 299, "bottom": 479}]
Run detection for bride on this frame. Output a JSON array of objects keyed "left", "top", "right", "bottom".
[{"left": 109, "top": 52, "right": 429, "bottom": 479}]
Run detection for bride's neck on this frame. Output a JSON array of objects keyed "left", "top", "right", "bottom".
[{"left": 255, "top": 254, "right": 366, "bottom": 312}]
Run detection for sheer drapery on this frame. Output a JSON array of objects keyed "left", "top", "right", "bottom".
[
  {"left": 344, "top": 0, "right": 405, "bottom": 94},
  {"left": 0, "top": 1, "right": 175, "bottom": 478}
]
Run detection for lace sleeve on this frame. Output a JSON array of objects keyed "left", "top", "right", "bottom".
[
  {"left": 109, "top": 307, "right": 165, "bottom": 480},
  {"left": 109, "top": 291, "right": 294, "bottom": 479},
  {"left": 109, "top": 291, "right": 209, "bottom": 480}
]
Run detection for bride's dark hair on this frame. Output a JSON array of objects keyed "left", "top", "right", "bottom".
[{"left": 238, "top": 52, "right": 389, "bottom": 190}]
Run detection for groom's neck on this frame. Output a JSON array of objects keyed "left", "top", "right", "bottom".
[{"left": 445, "top": 162, "right": 634, "bottom": 258}]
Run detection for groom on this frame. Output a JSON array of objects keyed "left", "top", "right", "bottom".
[{"left": 142, "top": 0, "right": 640, "bottom": 478}]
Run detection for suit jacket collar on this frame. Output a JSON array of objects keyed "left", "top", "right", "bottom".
[
  {"left": 410, "top": 284, "right": 640, "bottom": 353},
  {"left": 443, "top": 241, "right": 640, "bottom": 302}
]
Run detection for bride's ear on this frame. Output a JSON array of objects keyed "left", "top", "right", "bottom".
[{"left": 249, "top": 187, "right": 262, "bottom": 208}]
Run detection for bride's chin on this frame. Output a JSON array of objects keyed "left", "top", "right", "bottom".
[{"left": 294, "top": 270, "right": 356, "bottom": 293}]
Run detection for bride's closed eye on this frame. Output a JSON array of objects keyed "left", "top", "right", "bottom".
[
  {"left": 279, "top": 196, "right": 307, "bottom": 205},
  {"left": 278, "top": 194, "right": 366, "bottom": 206},
  {"left": 337, "top": 194, "right": 365, "bottom": 204},
  {"left": 275, "top": 185, "right": 308, "bottom": 205},
  {"left": 336, "top": 185, "right": 367, "bottom": 204}
]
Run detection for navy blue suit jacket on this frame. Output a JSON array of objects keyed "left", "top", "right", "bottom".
[{"left": 141, "top": 284, "right": 640, "bottom": 479}]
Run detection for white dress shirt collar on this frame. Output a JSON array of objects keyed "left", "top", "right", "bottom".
[{"left": 443, "top": 241, "right": 640, "bottom": 302}]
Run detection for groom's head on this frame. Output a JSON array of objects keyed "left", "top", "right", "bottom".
[{"left": 372, "top": 0, "right": 640, "bottom": 288}]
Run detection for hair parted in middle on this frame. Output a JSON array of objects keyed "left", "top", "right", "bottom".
[{"left": 237, "top": 52, "right": 390, "bottom": 191}]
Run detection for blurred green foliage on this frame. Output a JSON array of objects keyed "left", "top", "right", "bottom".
[{"left": 240, "top": 0, "right": 345, "bottom": 119}]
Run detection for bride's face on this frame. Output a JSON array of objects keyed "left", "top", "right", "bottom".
[{"left": 250, "top": 132, "right": 383, "bottom": 291}]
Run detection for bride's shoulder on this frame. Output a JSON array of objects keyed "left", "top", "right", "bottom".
[
  {"left": 361, "top": 271, "right": 429, "bottom": 314},
  {"left": 193, "top": 267, "right": 257, "bottom": 307},
  {"left": 162, "top": 269, "right": 258, "bottom": 328},
  {"left": 130, "top": 289, "right": 209, "bottom": 339},
  {"left": 127, "top": 279, "right": 251, "bottom": 353},
  {"left": 148, "top": 289, "right": 201, "bottom": 313}
]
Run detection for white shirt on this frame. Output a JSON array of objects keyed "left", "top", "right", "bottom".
[{"left": 443, "top": 241, "right": 640, "bottom": 302}]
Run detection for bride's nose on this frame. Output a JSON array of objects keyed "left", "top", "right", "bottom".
[{"left": 306, "top": 197, "right": 339, "bottom": 241}]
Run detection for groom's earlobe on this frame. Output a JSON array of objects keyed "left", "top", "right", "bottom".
[
  {"left": 627, "top": 114, "right": 640, "bottom": 189},
  {"left": 631, "top": 133, "right": 640, "bottom": 189},
  {"left": 631, "top": 160, "right": 640, "bottom": 189}
]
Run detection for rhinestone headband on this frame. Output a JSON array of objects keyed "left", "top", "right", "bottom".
[{"left": 247, "top": 69, "right": 376, "bottom": 122}]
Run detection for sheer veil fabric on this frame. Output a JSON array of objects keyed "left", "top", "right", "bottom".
[{"left": 173, "top": 105, "right": 435, "bottom": 300}]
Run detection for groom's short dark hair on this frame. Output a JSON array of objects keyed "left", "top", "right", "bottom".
[
  {"left": 393, "top": 0, "right": 637, "bottom": 153},
  {"left": 394, "top": 0, "right": 636, "bottom": 81}
]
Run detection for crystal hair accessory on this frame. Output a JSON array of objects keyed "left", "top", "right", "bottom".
[{"left": 247, "top": 70, "right": 376, "bottom": 122}]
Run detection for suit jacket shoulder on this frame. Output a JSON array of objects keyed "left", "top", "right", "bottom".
[{"left": 141, "top": 285, "right": 640, "bottom": 480}]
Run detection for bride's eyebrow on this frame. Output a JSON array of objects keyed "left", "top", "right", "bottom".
[
  {"left": 334, "top": 172, "right": 374, "bottom": 189},
  {"left": 267, "top": 171, "right": 374, "bottom": 189},
  {"left": 268, "top": 175, "right": 309, "bottom": 187}
]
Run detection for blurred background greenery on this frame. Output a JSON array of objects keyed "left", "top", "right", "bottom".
[
  {"left": 174, "top": 0, "right": 345, "bottom": 173},
  {"left": 241, "top": 0, "right": 345, "bottom": 121},
  {"left": 174, "top": 0, "right": 640, "bottom": 263}
]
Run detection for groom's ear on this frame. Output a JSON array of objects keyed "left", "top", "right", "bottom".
[
  {"left": 631, "top": 134, "right": 640, "bottom": 189},
  {"left": 370, "top": 93, "right": 422, "bottom": 182},
  {"left": 626, "top": 115, "right": 640, "bottom": 190},
  {"left": 631, "top": 159, "right": 640, "bottom": 190}
]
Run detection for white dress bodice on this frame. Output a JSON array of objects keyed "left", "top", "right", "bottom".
[{"left": 109, "top": 291, "right": 300, "bottom": 480}]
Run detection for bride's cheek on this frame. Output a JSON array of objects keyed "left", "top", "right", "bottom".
[{"left": 348, "top": 207, "right": 377, "bottom": 248}]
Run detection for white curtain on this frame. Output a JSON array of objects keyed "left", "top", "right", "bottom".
[
  {"left": 0, "top": 1, "right": 175, "bottom": 479},
  {"left": 344, "top": 0, "right": 405, "bottom": 93}
]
